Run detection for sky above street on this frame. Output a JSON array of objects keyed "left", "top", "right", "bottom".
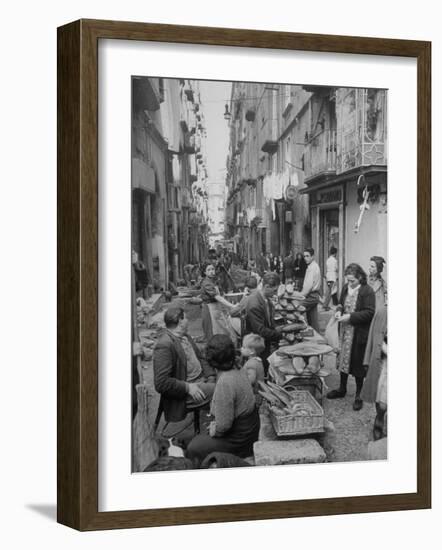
[{"left": 199, "top": 79, "right": 232, "bottom": 184}]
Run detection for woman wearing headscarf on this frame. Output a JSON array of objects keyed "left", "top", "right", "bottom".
[
  {"left": 200, "top": 263, "right": 237, "bottom": 343},
  {"left": 326, "top": 263, "right": 376, "bottom": 411},
  {"left": 368, "top": 256, "right": 388, "bottom": 311},
  {"left": 186, "top": 334, "right": 260, "bottom": 462}
]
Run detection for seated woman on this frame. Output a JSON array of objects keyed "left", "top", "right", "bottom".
[{"left": 186, "top": 334, "right": 260, "bottom": 463}]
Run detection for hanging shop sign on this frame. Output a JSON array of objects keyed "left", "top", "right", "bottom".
[{"left": 311, "top": 186, "right": 343, "bottom": 206}]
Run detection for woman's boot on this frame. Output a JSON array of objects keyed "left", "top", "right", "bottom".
[
  {"left": 373, "top": 402, "right": 387, "bottom": 440},
  {"left": 327, "top": 373, "right": 348, "bottom": 399},
  {"left": 353, "top": 377, "right": 364, "bottom": 411}
]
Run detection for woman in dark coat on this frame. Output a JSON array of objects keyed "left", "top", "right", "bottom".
[{"left": 326, "top": 263, "right": 375, "bottom": 411}]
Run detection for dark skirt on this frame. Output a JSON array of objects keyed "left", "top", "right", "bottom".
[
  {"left": 349, "top": 340, "right": 368, "bottom": 378},
  {"left": 186, "top": 407, "right": 260, "bottom": 463}
]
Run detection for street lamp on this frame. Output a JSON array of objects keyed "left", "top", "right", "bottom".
[{"left": 223, "top": 104, "right": 231, "bottom": 121}]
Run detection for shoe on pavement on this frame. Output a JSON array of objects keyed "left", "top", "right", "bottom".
[
  {"left": 327, "top": 389, "right": 346, "bottom": 399},
  {"left": 353, "top": 398, "right": 363, "bottom": 411}
]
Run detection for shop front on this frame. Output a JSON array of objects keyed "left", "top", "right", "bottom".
[
  {"left": 306, "top": 172, "right": 387, "bottom": 293},
  {"left": 309, "top": 185, "right": 345, "bottom": 292}
]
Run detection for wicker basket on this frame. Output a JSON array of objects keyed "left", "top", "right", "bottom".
[
  {"left": 269, "top": 390, "right": 324, "bottom": 437},
  {"left": 284, "top": 376, "right": 324, "bottom": 405}
]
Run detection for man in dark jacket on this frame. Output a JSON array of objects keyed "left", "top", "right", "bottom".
[
  {"left": 244, "top": 272, "right": 286, "bottom": 372},
  {"left": 153, "top": 306, "right": 216, "bottom": 423}
]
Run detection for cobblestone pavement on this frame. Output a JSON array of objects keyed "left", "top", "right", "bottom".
[{"left": 141, "top": 298, "right": 378, "bottom": 463}]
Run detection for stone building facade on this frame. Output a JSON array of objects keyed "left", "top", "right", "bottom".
[
  {"left": 131, "top": 77, "right": 209, "bottom": 296},
  {"left": 225, "top": 82, "right": 388, "bottom": 287}
]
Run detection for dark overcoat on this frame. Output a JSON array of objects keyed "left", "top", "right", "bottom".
[
  {"left": 153, "top": 330, "right": 214, "bottom": 422},
  {"left": 245, "top": 291, "right": 281, "bottom": 367},
  {"left": 337, "top": 283, "right": 376, "bottom": 378}
]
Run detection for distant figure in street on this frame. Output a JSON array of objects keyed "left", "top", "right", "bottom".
[
  {"left": 300, "top": 248, "right": 322, "bottom": 332},
  {"left": 247, "top": 259, "right": 261, "bottom": 286},
  {"left": 200, "top": 263, "right": 237, "bottom": 343},
  {"left": 208, "top": 248, "right": 217, "bottom": 262},
  {"left": 293, "top": 252, "right": 307, "bottom": 291},
  {"left": 215, "top": 258, "right": 230, "bottom": 294},
  {"left": 368, "top": 256, "right": 388, "bottom": 311},
  {"left": 326, "top": 263, "right": 375, "bottom": 411},
  {"left": 224, "top": 252, "right": 232, "bottom": 271},
  {"left": 257, "top": 252, "right": 269, "bottom": 276},
  {"left": 153, "top": 306, "right": 216, "bottom": 425},
  {"left": 323, "top": 246, "right": 339, "bottom": 310},
  {"left": 283, "top": 250, "right": 295, "bottom": 283},
  {"left": 245, "top": 271, "right": 288, "bottom": 372},
  {"left": 271, "top": 255, "right": 280, "bottom": 273},
  {"left": 186, "top": 334, "right": 260, "bottom": 462}
]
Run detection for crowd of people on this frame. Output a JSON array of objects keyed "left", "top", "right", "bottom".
[{"left": 146, "top": 245, "right": 388, "bottom": 467}]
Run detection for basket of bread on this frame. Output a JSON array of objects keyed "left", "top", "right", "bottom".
[{"left": 258, "top": 381, "right": 324, "bottom": 436}]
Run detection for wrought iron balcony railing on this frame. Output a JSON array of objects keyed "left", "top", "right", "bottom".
[{"left": 304, "top": 129, "right": 337, "bottom": 181}]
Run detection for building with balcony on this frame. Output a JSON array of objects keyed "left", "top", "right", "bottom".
[
  {"left": 299, "top": 86, "right": 388, "bottom": 283},
  {"left": 225, "top": 81, "right": 387, "bottom": 286},
  {"left": 131, "top": 77, "right": 209, "bottom": 295},
  {"left": 225, "top": 82, "right": 311, "bottom": 265}
]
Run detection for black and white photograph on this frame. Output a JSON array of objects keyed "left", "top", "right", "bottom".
[{"left": 131, "top": 77, "right": 388, "bottom": 473}]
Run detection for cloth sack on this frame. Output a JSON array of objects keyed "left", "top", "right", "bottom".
[{"left": 325, "top": 315, "right": 340, "bottom": 351}]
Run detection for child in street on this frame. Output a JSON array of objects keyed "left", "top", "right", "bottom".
[{"left": 240, "top": 333, "right": 266, "bottom": 405}]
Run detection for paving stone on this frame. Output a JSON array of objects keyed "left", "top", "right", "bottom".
[
  {"left": 367, "top": 437, "right": 388, "bottom": 460},
  {"left": 253, "top": 439, "right": 327, "bottom": 466},
  {"left": 258, "top": 409, "right": 277, "bottom": 442}
]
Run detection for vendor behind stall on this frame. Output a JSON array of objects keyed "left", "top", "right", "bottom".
[
  {"left": 229, "top": 277, "right": 258, "bottom": 318},
  {"left": 244, "top": 272, "right": 288, "bottom": 372}
]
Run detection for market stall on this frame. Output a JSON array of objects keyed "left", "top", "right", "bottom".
[{"left": 262, "top": 282, "right": 334, "bottom": 437}]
